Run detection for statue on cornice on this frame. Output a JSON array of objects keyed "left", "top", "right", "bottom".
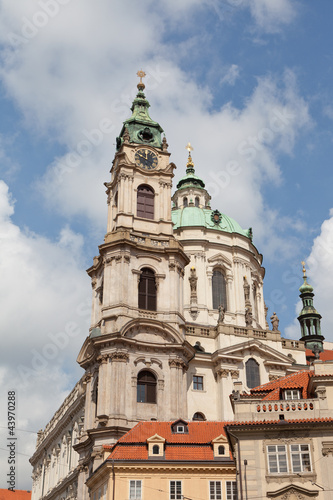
[{"left": 270, "top": 312, "right": 279, "bottom": 331}]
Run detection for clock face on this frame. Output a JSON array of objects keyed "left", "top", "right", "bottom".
[{"left": 135, "top": 149, "right": 158, "bottom": 170}]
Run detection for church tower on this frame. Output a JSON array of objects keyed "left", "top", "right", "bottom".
[
  {"left": 75, "top": 72, "right": 193, "bottom": 480},
  {"left": 298, "top": 262, "right": 324, "bottom": 355}
]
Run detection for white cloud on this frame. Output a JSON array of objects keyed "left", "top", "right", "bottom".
[
  {"left": 220, "top": 64, "right": 240, "bottom": 86},
  {"left": 0, "top": 180, "right": 90, "bottom": 488},
  {"left": 246, "top": 0, "right": 297, "bottom": 33}
]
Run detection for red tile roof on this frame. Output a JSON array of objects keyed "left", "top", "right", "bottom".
[
  {"left": 107, "top": 421, "right": 234, "bottom": 462},
  {"left": 0, "top": 491, "right": 31, "bottom": 500},
  {"left": 248, "top": 370, "right": 312, "bottom": 400},
  {"left": 116, "top": 421, "right": 231, "bottom": 444},
  {"left": 306, "top": 349, "right": 333, "bottom": 363},
  {"left": 227, "top": 417, "right": 333, "bottom": 427}
]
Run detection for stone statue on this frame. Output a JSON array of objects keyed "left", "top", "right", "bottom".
[
  {"left": 218, "top": 304, "right": 225, "bottom": 323},
  {"left": 270, "top": 312, "right": 279, "bottom": 331},
  {"left": 245, "top": 307, "right": 252, "bottom": 327}
]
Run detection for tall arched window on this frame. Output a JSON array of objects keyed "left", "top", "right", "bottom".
[
  {"left": 137, "top": 370, "right": 157, "bottom": 403},
  {"left": 212, "top": 269, "right": 227, "bottom": 310},
  {"left": 137, "top": 185, "right": 154, "bottom": 219},
  {"left": 138, "top": 268, "right": 157, "bottom": 311},
  {"left": 183, "top": 197, "right": 188, "bottom": 207},
  {"left": 246, "top": 358, "right": 260, "bottom": 389},
  {"left": 92, "top": 377, "right": 98, "bottom": 416},
  {"left": 195, "top": 197, "right": 199, "bottom": 207}
]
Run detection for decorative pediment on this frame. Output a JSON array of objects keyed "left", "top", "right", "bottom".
[
  {"left": 211, "top": 434, "right": 228, "bottom": 444},
  {"left": 147, "top": 434, "right": 165, "bottom": 443},
  {"left": 267, "top": 483, "right": 319, "bottom": 498},
  {"left": 121, "top": 319, "right": 184, "bottom": 345},
  {"left": 207, "top": 253, "right": 232, "bottom": 268},
  {"left": 76, "top": 337, "right": 96, "bottom": 367},
  {"left": 214, "top": 339, "right": 293, "bottom": 367}
]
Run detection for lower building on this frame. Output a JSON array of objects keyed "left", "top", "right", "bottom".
[
  {"left": 86, "top": 420, "right": 237, "bottom": 500},
  {"left": 226, "top": 360, "right": 333, "bottom": 499}
]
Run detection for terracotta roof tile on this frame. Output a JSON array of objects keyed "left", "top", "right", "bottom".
[
  {"left": 0, "top": 490, "right": 31, "bottom": 500},
  {"left": 306, "top": 349, "right": 333, "bottom": 363},
  {"left": 116, "top": 421, "right": 232, "bottom": 444},
  {"left": 227, "top": 417, "right": 333, "bottom": 427},
  {"left": 249, "top": 370, "right": 311, "bottom": 399},
  {"left": 108, "top": 421, "right": 234, "bottom": 462}
]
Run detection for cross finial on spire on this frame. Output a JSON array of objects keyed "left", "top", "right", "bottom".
[
  {"left": 186, "top": 142, "right": 193, "bottom": 153},
  {"left": 301, "top": 261, "right": 306, "bottom": 277},
  {"left": 137, "top": 70, "right": 146, "bottom": 84}
]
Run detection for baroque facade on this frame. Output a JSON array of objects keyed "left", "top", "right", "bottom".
[{"left": 30, "top": 75, "right": 328, "bottom": 499}]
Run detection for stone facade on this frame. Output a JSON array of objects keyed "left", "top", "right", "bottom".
[{"left": 30, "top": 80, "right": 316, "bottom": 500}]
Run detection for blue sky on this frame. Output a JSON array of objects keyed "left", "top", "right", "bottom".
[{"left": 1, "top": 0, "right": 333, "bottom": 489}]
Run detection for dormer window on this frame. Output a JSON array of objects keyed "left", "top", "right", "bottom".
[
  {"left": 284, "top": 389, "right": 301, "bottom": 400},
  {"left": 171, "top": 420, "right": 188, "bottom": 434},
  {"left": 152, "top": 444, "right": 159, "bottom": 454},
  {"left": 218, "top": 445, "right": 225, "bottom": 455}
]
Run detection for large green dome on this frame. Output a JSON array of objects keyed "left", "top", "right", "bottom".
[{"left": 172, "top": 206, "right": 252, "bottom": 239}]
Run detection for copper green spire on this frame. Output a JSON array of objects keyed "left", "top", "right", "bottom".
[
  {"left": 116, "top": 71, "right": 164, "bottom": 150},
  {"left": 297, "top": 261, "right": 324, "bottom": 354},
  {"left": 176, "top": 143, "right": 205, "bottom": 190}
]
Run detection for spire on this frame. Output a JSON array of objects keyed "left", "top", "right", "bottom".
[
  {"left": 116, "top": 71, "right": 164, "bottom": 150},
  {"left": 297, "top": 262, "right": 324, "bottom": 354},
  {"left": 176, "top": 143, "right": 205, "bottom": 190}
]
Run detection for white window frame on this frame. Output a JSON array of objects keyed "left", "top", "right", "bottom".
[
  {"left": 209, "top": 481, "right": 222, "bottom": 500},
  {"left": 290, "top": 444, "right": 312, "bottom": 473},
  {"left": 284, "top": 389, "right": 301, "bottom": 400},
  {"left": 170, "top": 480, "right": 182, "bottom": 500},
  {"left": 129, "top": 480, "right": 142, "bottom": 500},
  {"left": 226, "top": 481, "right": 237, "bottom": 500},
  {"left": 176, "top": 425, "right": 184, "bottom": 433},
  {"left": 267, "top": 445, "right": 288, "bottom": 473}
]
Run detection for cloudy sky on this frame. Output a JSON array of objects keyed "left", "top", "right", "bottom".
[{"left": 1, "top": 0, "right": 333, "bottom": 489}]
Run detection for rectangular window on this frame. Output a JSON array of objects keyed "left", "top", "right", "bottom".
[
  {"left": 284, "top": 389, "right": 301, "bottom": 400},
  {"left": 290, "top": 444, "right": 312, "bottom": 473},
  {"left": 170, "top": 481, "right": 182, "bottom": 500},
  {"left": 267, "top": 445, "right": 288, "bottom": 473},
  {"left": 226, "top": 481, "right": 237, "bottom": 500},
  {"left": 193, "top": 375, "right": 203, "bottom": 391},
  {"left": 130, "top": 480, "right": 142, "bottom": 500},
  {"left": 210, "top": 481, "right": 222, "bottom": 500}
]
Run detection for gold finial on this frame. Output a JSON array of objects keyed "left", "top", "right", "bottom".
[
  {"left": 301, "top": 261, "right": 308, "bottom": 279},
  {"left": 186, "top": 142, "right": 193, "bottom": 153},
  {"left": 137, "top": 70, "right": 146, "bottom": 83}
]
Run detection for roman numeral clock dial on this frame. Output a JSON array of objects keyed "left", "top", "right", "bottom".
[{"left": 135, "top": 149, "right": 158, "bottom": 170}]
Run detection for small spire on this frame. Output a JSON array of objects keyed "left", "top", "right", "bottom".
[
  {"left": 137, "top": 69, "right": 146, "bottom": 90},
  {"left": 185, "top": 142, "right": 195, "bottom": 172}
]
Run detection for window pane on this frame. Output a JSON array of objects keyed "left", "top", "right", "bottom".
[
  {"left": 212, "top": 270, "right": 227, "bottom": 310},
  {"left": 226, "top": 481, "right": 237, "bottom": 500},
  {"left": 170, "top": 481, "right": 182, "bottom": 500},
  {"left": 246, "top": 358, "right": 260, "bottom": 389}
]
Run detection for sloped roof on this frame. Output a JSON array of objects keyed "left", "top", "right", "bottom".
[
  {"left": 0, "top": 491, "right": 31, "bottom": 500},
  {"left": 107, "top": 421, "right": 234, "bottom": 462},
  {"left": 306, "top": 349, "right": 333, "bottom": 363},
  {"left": 248, "top": 370, "right": 312, "bottom": 400},
  {"left": 228, "top": 417, "right": 333, "bottom": 427}
]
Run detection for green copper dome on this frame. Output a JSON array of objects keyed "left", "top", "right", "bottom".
[
  {"left": 299, "top": 276, "right": 314, "bottom": 294},
  {"left": 177, "top": 152, "right": 205, "bottom": 190},
  {"left": 172, "top": 206, "right": 252, "bottom": 238}
]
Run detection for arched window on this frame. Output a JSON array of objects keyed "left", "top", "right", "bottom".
[
  {"left": 192, "top": 412, "right": 206, "bottom": 421},
  {"left": 212, "top": 269, "right": 227, "bottom": 310},
  {"left": 152, "top": 445, "right": 159, "bottom": 454},
  {"left": 114, "top": 191, "right": 118, "bottom": 207},
  {"left": 137, "top": 185, "right": 154, "bottom": 219},
  {"left": 195, "top": 197, "right": 199, "bottom": 207},
  {"left": 183, "top": 197, "right": 188, "bottom": 207},
  {"left": 138, "top": 268, "right": 157, "bottom": 311},
  {"left": 218, "top": 445, "right": 225, "bottom": 455},
  {"left": 246, "top": 358, "right": 260, "bottom": 389},
  {"left": 137, "top": 370, "right": 157, "bottom": 403}
]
